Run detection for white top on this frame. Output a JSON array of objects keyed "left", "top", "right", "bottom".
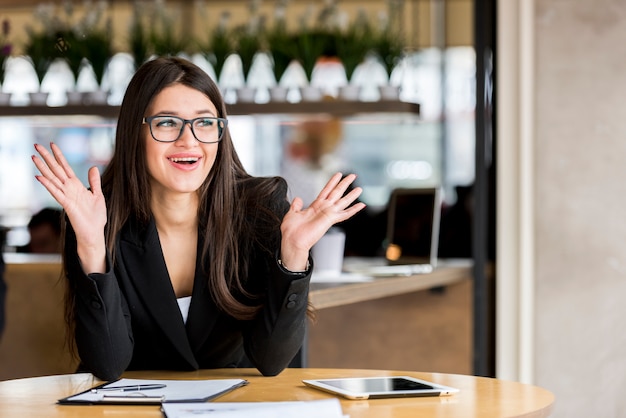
[{"left": 177, "top": 296, "right": 192, "bottom": 324}]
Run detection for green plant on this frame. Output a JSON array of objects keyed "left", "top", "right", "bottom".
[
  {"left": 292, "top": 2, "right": 339, "bottom": 83},
  {"left": 335, "top": 11, "right": 374, "bottom": 82},
  {"left": 234, "top": 0, "right": 264, "bottom": 83},
  {"left": 82, "top": 23, "right": 113, "bottom": 87},
  {"left": 266, "top": 26, "right": 293, "bottom": 85},
  {"left": 265, "top": 1, "right": 294, "bottom": 85},
  {"left": 292, "top": 30, "right": 328, "bottom": 82},
  {"left": 24, "top": 29, "right": 58, "bottom": 86},
  {"left": 373, "top": 0, "right": 405, "bottom": 80},
  {"left": 373, "top": 31, "right": 404, "bottom": 80},
  {"left": 203, "top": 11, "right": 233, "bottom": 83},
  {"left": 235, "top": 29, "right": 260, "bottom": 82},
  {"left": 56, "top": 29, "right": 85, "bottom": 85}
]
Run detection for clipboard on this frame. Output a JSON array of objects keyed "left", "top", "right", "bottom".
[{"left": 57, "top": 378, "right": 249, "bottom": 405}]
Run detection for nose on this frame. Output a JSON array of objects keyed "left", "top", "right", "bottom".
[{"left": 177, "top": 121, "right": 197, "bottom": 145}]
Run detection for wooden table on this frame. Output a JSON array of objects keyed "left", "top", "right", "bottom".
[{"left": 0, "top": 368, "right": 554, "bottom": 417}]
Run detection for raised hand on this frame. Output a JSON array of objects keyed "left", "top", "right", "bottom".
[
  {"left": 279, "top": 173, "right": 366, "bottom": 271},
  {"left": 32, "top": 143, "right": 107, "bottom": 273}
]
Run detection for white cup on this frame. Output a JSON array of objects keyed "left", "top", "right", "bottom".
[{"left": 311, "top": 228, "right": 346, "bottom": 277}]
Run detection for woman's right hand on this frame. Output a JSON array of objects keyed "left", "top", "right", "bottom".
[{"left": 32, "top": 142, "right": 107, "bottom": 273}]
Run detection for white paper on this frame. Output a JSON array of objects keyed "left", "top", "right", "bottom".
[
  {"left": 161, "top": 398, "right": 346, "bottom": 418},
  {"left": 63, "top": 378, "right": 247, "bottom": 403}
]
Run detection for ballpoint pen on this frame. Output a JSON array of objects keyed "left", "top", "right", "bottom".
[{"left": 91, "top": 384, "right": 167, "bottom": 393}]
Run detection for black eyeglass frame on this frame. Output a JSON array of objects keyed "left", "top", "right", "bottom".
[{"left": 142, "top": 115, "right": 228, "bottom": 144}]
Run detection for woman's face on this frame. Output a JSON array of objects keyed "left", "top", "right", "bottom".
[{"left": 143, "top": 83, "right": 220, "bottom": 198}]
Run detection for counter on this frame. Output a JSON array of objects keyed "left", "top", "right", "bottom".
[{"left": 0, "top": 254, "right": 473, "bottom": 380}]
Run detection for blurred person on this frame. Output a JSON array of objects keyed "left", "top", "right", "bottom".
[{"left": 16, "top": 207, "right": 62, "bottom": 254}]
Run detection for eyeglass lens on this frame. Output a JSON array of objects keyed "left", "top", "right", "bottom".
[{"left": 148, "top": 116, "right": 225, "bottom": 143}]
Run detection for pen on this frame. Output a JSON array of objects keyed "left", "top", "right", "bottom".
[{"left": 91, "top": 384, "right": 167, "bottom": 393}]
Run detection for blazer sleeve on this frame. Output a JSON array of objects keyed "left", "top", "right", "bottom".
[
  {"left": 243, "top": 256, "right": 312, "bottom": 376},
  {"left": 239, "top": 177, "right": 313, "bottom": 376},
  {"left": 64, "top": 224, "right": 133, "bottom": 381}
]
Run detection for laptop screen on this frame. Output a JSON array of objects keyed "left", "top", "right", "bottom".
[{"left": 385, "top": 188, "right": 441, "bottom": 266}]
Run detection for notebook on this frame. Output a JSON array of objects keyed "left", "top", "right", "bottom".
[
  {"left": 343, "top": 187, "right": 442, "bottom": 277},
  {"left": 57, "top": 378, "right": 248, "bottom": 405}
]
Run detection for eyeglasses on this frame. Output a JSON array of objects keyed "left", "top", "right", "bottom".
[{"left": 142, "top": 115, "right": 228, "bottom": 144}]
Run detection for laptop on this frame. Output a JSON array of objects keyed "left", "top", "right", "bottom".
[{"left": 343, "top": 187, "right": 442, "bottom": 277}]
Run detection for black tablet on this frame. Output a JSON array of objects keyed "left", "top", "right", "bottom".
[{"left": 302, "top": 376, "right": 459, "bottom": 400}]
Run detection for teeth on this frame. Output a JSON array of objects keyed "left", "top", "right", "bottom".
[{"left": 169, "top": 157, "right": 198, "bottom": 163}]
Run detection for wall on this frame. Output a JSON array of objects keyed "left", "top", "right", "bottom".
[{"left": 498, "top": 1, "right": 626, "bottom": 417}]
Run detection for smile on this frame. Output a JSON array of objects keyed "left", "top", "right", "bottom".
[{"left": 168, "top": 157, "right": 199, "bottom": 164}]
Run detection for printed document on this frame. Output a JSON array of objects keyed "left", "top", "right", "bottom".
[{"left": 161, "top": 398, "right": 346, "bottom": 417}]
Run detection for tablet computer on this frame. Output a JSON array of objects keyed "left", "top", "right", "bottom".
[{"left": 302, "top": 376, "right": 459, "bottom": 400}]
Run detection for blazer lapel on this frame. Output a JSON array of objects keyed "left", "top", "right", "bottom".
[
  {"left": 119, "top": 217, "right": 198, "bottom": 368},
  {"left": 185, "top": 237, "right": 219, "bottom": 354}
]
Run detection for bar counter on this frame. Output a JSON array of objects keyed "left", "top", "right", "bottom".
[{"left": 0, "top": 254, "right": 473, "bottom": 380}]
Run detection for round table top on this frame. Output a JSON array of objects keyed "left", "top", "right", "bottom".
[{"left": 0, "top": 368, "right": 554, "bottom": 418}]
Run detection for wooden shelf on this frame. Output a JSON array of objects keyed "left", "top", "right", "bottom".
[{"left": 0, "top": 100, "right": 419, "bottom": 119}]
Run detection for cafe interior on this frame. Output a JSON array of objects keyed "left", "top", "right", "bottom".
[{"left": 7, "top": 0, "right": 612, "bottom": 417}]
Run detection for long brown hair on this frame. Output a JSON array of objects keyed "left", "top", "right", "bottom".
[{"left": 63, "top": 57, "right": 282, "bottom": 347}]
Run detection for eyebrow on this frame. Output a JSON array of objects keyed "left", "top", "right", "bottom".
[{"left": 152, "top": 109, "right": 218, "bottom": 117}]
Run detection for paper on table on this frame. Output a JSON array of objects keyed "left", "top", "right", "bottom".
[
  {"left": 161, "top": 398, "right": 347, "bottom": 418},
  {"left": 58, "top": 378, "right": 248, "bottom": 404}
]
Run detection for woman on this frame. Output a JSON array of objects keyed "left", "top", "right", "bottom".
[{"left": 32, "top": 57, "right": 365, "bottom": 381}]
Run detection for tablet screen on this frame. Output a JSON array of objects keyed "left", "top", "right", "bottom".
[
  {"left": 317, "top": 377, "right": 434, "bottom": 392},
  {"left": 303, "top": 376, "right": 459, "bottom": 399}
]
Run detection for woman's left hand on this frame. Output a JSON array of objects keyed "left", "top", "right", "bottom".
[{"left": 279, "top": 173, "right": 366, "bottom": 271}]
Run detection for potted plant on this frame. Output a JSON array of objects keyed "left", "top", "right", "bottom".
[
  {"left": 291, "top": 28, "right": 329, "bottom": 101},
  {"left": 234, "top": 25, "right": 261, "bottom": 102},
  {"left": 291, "top": 2, "right": 340, "bottom": 101},
  {"left": 265, "top": 0, "right": 294, "bottom": 101},
  {"left": 233, "top": 0, "right": 264, "bottom": 102},
  {"left": 0, "top": 18, "right": 12, "bottom": 104},
  {"left": 82, "top": 20, "right": 113, "bottom": 104},
  {"left": 265, "top": 24, "right": 293, "bottom": 101},
  {"left": 23, "top": 28, "right": 57, "bottom": 104},
  {"left": 372, "top": 0, "right": 405, "bottom": 99},
  {"left": 334, "top": 11, "right": 374, "bottom": 100},
  {"left": 202, "top": 11, "right": 233, "bottom": 86},
  {"left": 56, "top": 29, "right": 86, "bottom": 104}
]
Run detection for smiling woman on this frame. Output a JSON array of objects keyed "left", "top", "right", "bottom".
[{"left": 30, "top": 56, "right": 366, "bottom": 381}]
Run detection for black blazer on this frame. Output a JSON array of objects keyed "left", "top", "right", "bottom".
[{"left": 65, "top": 180, "right": 312, "bottom": 381}]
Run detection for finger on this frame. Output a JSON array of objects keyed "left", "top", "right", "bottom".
[
  {"left": 336, "top": 186, "right": 363, "bottom": 209},
  {"left": 327, "top": 173, "right": 358, "bottom": 201},
  {"left": 316, "top": 172, "right": 344, "bottom": 200},
  {"left": 335, "top": 201, "right": 367, "bottom": 223},
  {"left": 34, "top": 174, "right": 69, "bottom": 207},
  {"left": 87, "top": 166, "right": 103, "bottom": 196},
  {"left": 289, "top": 196, "right": 304, "bottom": 213},
  {"left": 33, "top": 143, "right": 71, "bottom": 184},
  {"left": 32, "top": 153, "right": 67, "bottom": 193},
  {"left": 50, "top": 142, "right": 79, "bottom": 180}
]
